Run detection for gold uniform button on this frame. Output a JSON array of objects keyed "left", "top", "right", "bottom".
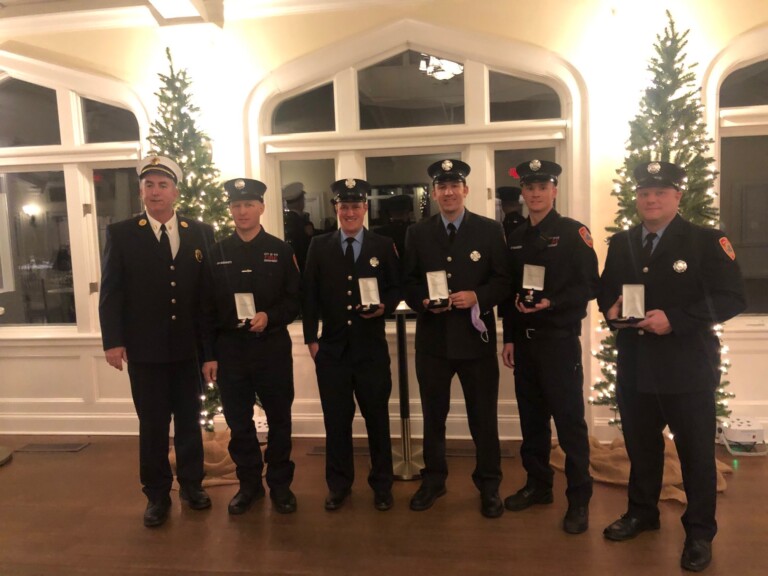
[
  {"left": 447, "top": 273, "right": 452, "bottom": 279},
  {"left": 347, "top": 320, "right": 352, "bottom": 326},
  {"left": 347, "top": 275, "right": 353, "bottom": 281},
  {"left": 171, "top": 299, "right": 176, "bottom": 304},
  {"left": 170, "top": 281, "right": 176, "bottom": 287},
  {"left": 638, "top": 329, "right": 645, "bottom": 335},
  {"left": 171, "top": 315, "right": 177, "bottom": 320},
  {"left": 642, "top": 267, "right": 649, "bottom": 273},
  {"left": 447, "top": 256, "right": 452, "bottom": 262},
  {"left": 347, "top": 305, "right": 352, "bottom": 310},
  {"left": 347, "top": 290, "right": 352, "bottom": 296},
  {"left": 170, "top": 265, "right": 175, "bottom": 271}
]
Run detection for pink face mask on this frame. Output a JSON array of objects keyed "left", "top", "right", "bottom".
[{"left": 471, "top": 303, "right": 490, "bottom": 343}]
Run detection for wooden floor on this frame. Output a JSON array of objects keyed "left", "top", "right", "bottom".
[{"left": 0, "top": 435, "right": 766, "bottom": 576}]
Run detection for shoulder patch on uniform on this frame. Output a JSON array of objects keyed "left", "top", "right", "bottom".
[
  {"left": 719, "top": 236, "right": 736, "bottom": 261},
  {"left": 578, "top": 226, "right": 593, "bottom": 248}
]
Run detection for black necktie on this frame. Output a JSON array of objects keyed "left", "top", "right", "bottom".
[
  {"left": 345, "top": 237, "right": 356, "bottom": 268},
  {"left": 447, "top": 222, "right": 456, "bottom": 245},
  {"left": 642, "top": 232, "right": 657, "bottom": 264},
  {"left": 159, "top": 223, "right": 172, "bottom": 262}
]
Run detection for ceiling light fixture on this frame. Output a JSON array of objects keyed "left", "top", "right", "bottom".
[{"left": 419, "top": 53, "right": 464, "bottom": 81}]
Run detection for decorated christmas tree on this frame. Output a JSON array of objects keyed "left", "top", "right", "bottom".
[
  {"left": 147, "top": 48, "right": 230, "bottom": 431},
  {"left": 589, "top": 12, "right": 735, "bottom": 428}
]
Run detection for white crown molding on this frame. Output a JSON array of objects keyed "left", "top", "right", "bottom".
[
  {"left": 225, "top": 0, "right": 424, "bottom": 20},
  {"left": 0, "top": 6, "right": 156, "bottom": 36}
]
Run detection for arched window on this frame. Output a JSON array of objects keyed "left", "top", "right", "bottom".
[
  {"left": 251, "top": 20, "right": 587, "bottom": 251},
  {"left": 0, "top": 53, "right": 145, "bottom": 329},
  {"left": 708, "top": 47, "right": 768, "bottom": 315}
]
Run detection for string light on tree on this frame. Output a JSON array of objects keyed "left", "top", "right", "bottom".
[{"left": 589, "top": 11, "right": 735, "bottom": 429}]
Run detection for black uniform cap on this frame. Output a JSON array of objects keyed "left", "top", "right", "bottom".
[
  {"left": 496, "top": 186, "right": 521, "bottom": 203},
  {"left": 224, "top": 178, "right": 267, "bottom": 202},
  {"left": 633, "top": 161, "right": 686, "bottom": 190},
  {"left": 428, "top": 159, "right": 471, "bottom": 184},
  {"left": 515, "top": 159, "right": 562, "bottom": 186},
  {"left": 331, "top": 178, "right": 370, "bottom": 204}
]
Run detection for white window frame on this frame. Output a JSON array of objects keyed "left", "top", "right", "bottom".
[
  {"left": 246, "top": 19, "right": 589, "bottom": 239},
  {"left": 703, "top": 25, "right": 768, "bottom": 326},
  {"left": 0, "top": 50, "right": 148, "bottom": 336}
]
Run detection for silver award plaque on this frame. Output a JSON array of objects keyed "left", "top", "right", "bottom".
[
  {"left": 358, "top": 277, "right": 381, "bottom": 312},
  {"left": 426, "top": 270, "right": 450, "bottom": 309},
  {"left": 235, "top": 292, "right": 256, "bottom": 327},
  {"left": 621, "top": 284, "right": 645, "bottom": 321}
]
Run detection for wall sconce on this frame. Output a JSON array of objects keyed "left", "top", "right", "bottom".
[
  {"left": 419, "top": 53, "right": 464, "bottom": 81},
  {"left": 22, "top": 203, "right": 41, "bottom": 226}
]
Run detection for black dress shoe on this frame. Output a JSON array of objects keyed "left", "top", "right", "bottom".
[
  {"left": 480, "top": 491, "right": 504, "bottom": 518},
  {"left": 603, "top": 514, "right": 660, "bottom": 541},
  {"left": 143, "top": 497, "right": 171, "bottom": 528},
  {"left": 228, "top": 485, "right": 265, "bottom": 515},
  {"left": 681, "top": 539, "right": 712, "bottom": 572},
  {"left": 409, "top": 485, "right": 446, "bottom": 511},
  {"left": 324, "top": 488, "right": 351, "bottom": 511},
  {"left": 503, "top": 485, "right": 553, "bottom": 512},
  {"left": 179, "top": 485, "right": 212, "bottom": 510},
  {"left": 270, "top": 488, "right": 297, "bottom": 514},
  {"left": 374, "top": 490, "right": 394, "bottom": 511},
  {"left": 563, "top": 505, "right": 589, "bottom": 534}
]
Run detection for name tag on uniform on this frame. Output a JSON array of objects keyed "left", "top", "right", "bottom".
[
  {"left": 264, "top": 252, "right": 278, "bottom": 263},
  {"left": 216, "top": 260, "right": 232, "bottom": 265}
]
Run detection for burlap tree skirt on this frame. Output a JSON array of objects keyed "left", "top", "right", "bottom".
[
  {"left": 551, "top": 436, "right": 732, "bottom": 503},
  {"left": 170, "top": 430, "right": 239, "bottom": 488}
]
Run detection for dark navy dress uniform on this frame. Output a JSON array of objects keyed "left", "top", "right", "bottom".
[
  {"left": 404, "top": 207, "right": 511, "bottom": 494},
  {"left": 599, "top": 211, "right": 746, "bottom": 542},
  {"left": 497, "top": 186, "right": 525, "bottom": 241},
  {"left": 201, "top": 181, "right": 300, "bottom": 496},
  {"left": 302, "top": 190, "right": 402, "bottom": 496},
  {"left": 99, "top": 211, "right": 214, "bottom": 502},
  {"left": 501, "top": 208, "right": 599, "bottom": 506}
]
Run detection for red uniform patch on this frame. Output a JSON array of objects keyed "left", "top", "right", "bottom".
[
  {"left": 578, "top": 226, "right": 593, "bottom": 248},
  {"left": 719, "top": 237, "right": 736, "bottom": 260}
]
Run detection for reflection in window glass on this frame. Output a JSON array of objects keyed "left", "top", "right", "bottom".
[
  {"left": 94, "top": 168, "right": 141, "bottom": 267},
  {"left": 493, "top": 148, "right": 558, "bottom": 227},
  {"left": 272, "top": 83, "right": 335, "bottom": 135},
  {"left": 719, "top": 136, "right": 768, "bottom": 313},
  {"left": 278, "top": 159, "right": 336, "bottom": 270},
  {"left": 82, "top": 98, "right": 140, "bottom": 143},
  {"left": 489, "top": 71, "right": 561, "bottom": 122},
  {"left": 719, "top": 60, "right": 768, "bottom": 108},
  {"left": 0, "top": 78, "right": 61, "bottom": 147},
  {"left": 359, "top": 50, "right": 465, "bottom": 130},
  {"left": 0, "top": 171, "right": 74, "bottom": 325}
]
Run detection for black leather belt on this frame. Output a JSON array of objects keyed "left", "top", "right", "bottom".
[{"left": 519, "top": 327, "right": 577, "bottom": 340}]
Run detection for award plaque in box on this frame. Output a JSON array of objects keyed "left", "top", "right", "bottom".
[
  {"left": 426, "top": 270, "right": 450, "bottom": 309},
  {"left": 613, "top": 284, "right": 645, "bottom": 327},
  {"left": 234, "top": 292, "right": 256, "bottom": 328},
  {"left": 521, "top": 264, "right": 546, "bottom": 308},
  {"left": 358, "top": 277, "right": 380, "bottom": 314}
]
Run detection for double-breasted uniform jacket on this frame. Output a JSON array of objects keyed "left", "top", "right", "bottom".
[
  {"left": 302, "top": 229, "right": 402, "bottom": 361},
  {"left": 501, "top": 210, "right": 599, "bottom": 341},
  {"left": 404, "top": 211, "right": 511, "bottom": 359},
  {"left": 598, "top": 214, "right": 747, "bottom": 394},
  {"left": 99, "top": 213, "right": 214, "bottom": 363},
  {"left": 200, "top": 229, "right": 301, "bottom": 362}
]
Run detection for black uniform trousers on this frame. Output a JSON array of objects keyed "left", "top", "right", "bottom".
[
  {"left": 314, "top": 350, "right": 393, "bottom": 493},
  {"left": 617, "top": 381, "right": 717, "bottom": 541},
  {"left": 216, "top": 329, "right": 295, "bottom": 492},
  {"left": 415, "top": 352, "right": 501, "bottom": 494},
  {"left": 513, "top": 334, "right": 592, "bottom": 505},
  {"left": 127, "top": 360, "right": 204, "bottom": 501}
]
